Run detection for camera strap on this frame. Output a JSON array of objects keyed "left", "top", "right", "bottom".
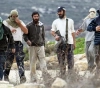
[{"left": 65, "top": 19, "right": 68, "bottom": 43}]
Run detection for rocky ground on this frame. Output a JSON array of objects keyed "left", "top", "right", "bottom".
[{"left": 1, "top": 54, "right": 100, "bottom": 88}]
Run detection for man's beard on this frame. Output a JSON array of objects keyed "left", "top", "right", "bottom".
[
  {"left": 33, "top": 19, "right": 39, "bottom": 24},
  {"left": 58, "top": 14, "right": 65, "bottom": 19}
]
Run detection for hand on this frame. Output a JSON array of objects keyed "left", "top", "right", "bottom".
[
  {"left": 76, "top": 30, "right": 80, "bottom": 35},
  {"left": 73, "top": 44, "right": 76, "bottom": 50},
  {"left": 15, "top": 17, "right": 21, "bottom": 25},
  {"left": 11, "top": 29, "right": 16, "bottom": 33},
  {"left": 96, "top": 26, "right": 100, "bottom": 31},
  {"left": 55, "top": 35, "right": 60, "bottom": 41},
  {"left": 27, "top": 40, "right": 32, "bottom": 46},
  {"left": 12, "top": 48, "right": 15, "bottom": 53}
]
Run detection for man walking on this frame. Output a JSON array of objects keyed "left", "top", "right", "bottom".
[
  {"left": 0, "top": 17, "right": 15, "bottom": 80},
  {"left": 87, "top": 8, "right": 100, "bottom": 71},
  {"left": 23, "top": 11, "right": 49, "bottom": 83},
  {"left": 51, "top": 6, "right": 76, "bottom": 78},
  {"left": 3, "top": 9, "right": 28, "bottom": 83},
  {"left": 76, "top": 8, "right": 97, "bottom": 71}
]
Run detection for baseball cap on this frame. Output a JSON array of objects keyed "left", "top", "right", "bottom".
[
  {"left": 10, "top": 9, "right": 18, "bottom": 16},
  {"left": 89, "top": 8, "right": 96, "bottom": 13},
  {"left": 57, "top": 6, "right": 66, "bottom": 12}
]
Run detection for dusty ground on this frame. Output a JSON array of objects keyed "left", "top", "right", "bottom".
[{"left": 4, "top": 68, "right": 100, "bottom": 88}]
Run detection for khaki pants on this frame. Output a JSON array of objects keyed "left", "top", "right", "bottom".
[{"left": 29, "top": 46, "right": 47, "bottom": 81}]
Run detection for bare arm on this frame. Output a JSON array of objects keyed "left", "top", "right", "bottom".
[
  {"left": 51, "top": 30, "right": 60, "bottom": 41},
  {"left": 72, "top": 32, "right": 76, "bottom": 49},
  {"left": 51, "top": 30, "right": 56, "bottom": 37},
  {"left": 78, "top": 29, "right": 83, "bottom": 32}
]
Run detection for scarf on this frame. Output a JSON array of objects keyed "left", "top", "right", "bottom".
[{"left": 6, "top": 18, "right": 19, "bottom": 28}]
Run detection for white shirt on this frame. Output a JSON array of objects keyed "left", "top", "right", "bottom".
[
  {"left": 3, "top": 20, "right": 25, "bottom": 42},
  {"left": 51, "top": 18, "right": 75, "bottom": 44}
]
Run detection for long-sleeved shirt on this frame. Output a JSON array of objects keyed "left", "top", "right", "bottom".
[
  {"left": 80, "top": 18, "right": 94, "bottom": 42},
  {"left": 23, "top": 21, "right": 45, "bottom": 46},
  {"left": 0, "top": 24, "right": 15, "bottom": 50},
  {"left": 87, "top": 17, "right": 100, "bottom": 45}
]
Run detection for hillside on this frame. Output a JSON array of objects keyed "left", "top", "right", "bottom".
[{"left": 0, "top": 0, "right": 100, "bottom": 40}]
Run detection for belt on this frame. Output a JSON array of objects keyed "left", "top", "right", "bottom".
[{"left": 14, "top": 41, "right": 21, "bottom": 44}]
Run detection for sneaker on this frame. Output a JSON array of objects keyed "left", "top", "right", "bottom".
[
  {"left": 20, "top": 76, "right": 26, "bottom": 84},
  {"left": 4, "top": 75, "right": 9, "bottom": 81}
]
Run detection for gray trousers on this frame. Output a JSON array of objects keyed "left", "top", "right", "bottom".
[
  {"left": 85, "top": 41, "right": 95, "bottom": 68},
  {"left": 94, "top": 45, "right": 100, "bottom": 69}
]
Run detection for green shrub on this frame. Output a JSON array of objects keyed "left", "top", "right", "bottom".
[
  {"left": 23, "top": 38, "right": 85, "bottom": 61},
  {"left": 45, "top": 41, "right": 55, "bottom": 56},
  {"left": 23, "top": 47, "right": 29, "bottom": 61},
  {"left": 74, "top": 38, "right": 85, "bottom": 54}
]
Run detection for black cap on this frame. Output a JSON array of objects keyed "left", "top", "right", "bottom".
[{"left": 57, "top": 6, "right": 66, "bottom": 12}]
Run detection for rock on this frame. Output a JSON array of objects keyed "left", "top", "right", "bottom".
[
  {"left": 74, "top": 58, "right": 88, "bottom": 71},
  {"left": 74, "top": 53, "right": 86, "bottom": 62},
  {"left": 45, "top": 55, "right": 57, "bottom": 62},
  {"left": 0, "top": 81, "right": 9, "bottom": 84},
  {"left": 15, "top": 83, "right": 45, "bottom": 88},
  {"left": 51, "top": 77, "right": 67, "bottom": 88},
  {"left": 11, "top": 61, "right": 30, "bottom": 70},
  {"left": 11, "top": 63, "right": 17, "bottom": 70},
  {"left": 0, "top": 81, "right": 14, "bottom": 88}
]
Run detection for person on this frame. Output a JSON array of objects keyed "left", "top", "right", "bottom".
[
  {"left": 76, "top": 8, "right": 97, "bottom": 71},
  {"left": 0, "top": 17, "right": 15, "bottom": 80},
  {"left": 87, "top": 8, "right": 100, "bottom": 70},
  {"left": 51, "top": 6, "right": 76, "bottom": 77},
  {"left": 3, "top": 9, "right": 28, "bottom": 83},
  {"left": 23, "top": 11, "right": 49, "bottom": 83}
]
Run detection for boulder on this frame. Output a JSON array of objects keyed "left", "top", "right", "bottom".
[
  {"left": 74, "top": 58, "right": 88, "bottom": 71},
  {"left": 0, "top": 81, "right": 14, "bottom": 88},
  {"left": 51, "top": 77, "right": 67, "bottom": 88}
]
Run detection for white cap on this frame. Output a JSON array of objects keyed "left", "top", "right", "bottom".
[{"left": 89, "top": 8, "right": 96, "bottom": 13}]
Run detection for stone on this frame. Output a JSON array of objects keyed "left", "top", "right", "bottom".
[
  {"left": 0, "top": 81, "right": 14, "bottom": 88},
  {"left": 51, "top": 77, "right": 67, "bottom": 88},
  {"left": 74, "top": 58, "right": 88, "bottom": 71},
  {"left": 15, "top": 83, "right": 45, "bottom": 88}
]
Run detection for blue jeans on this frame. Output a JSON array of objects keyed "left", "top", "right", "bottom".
[
  {"left": 0, "top": 51, "right": 6, "bottom": 80},
  {"left": 4, "top": 41, "right": 25, "bottom": 78}
]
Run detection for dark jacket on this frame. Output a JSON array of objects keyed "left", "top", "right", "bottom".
[
  {"left": 0, "top": 24, "right": 15, "bottom": 51},
  {"left": 23, "top": 21, "right": 45, "bottom": 46},
  {"left": 87, "top": 9, "right": 100, "bottom": 45}
]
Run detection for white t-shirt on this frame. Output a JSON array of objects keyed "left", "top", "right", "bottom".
[
  {"left": 51, "top": 18, "right": 75, "bottom": 44},
  {"left": 3, "top": 20, "right": 25, "bottom": 42}
]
